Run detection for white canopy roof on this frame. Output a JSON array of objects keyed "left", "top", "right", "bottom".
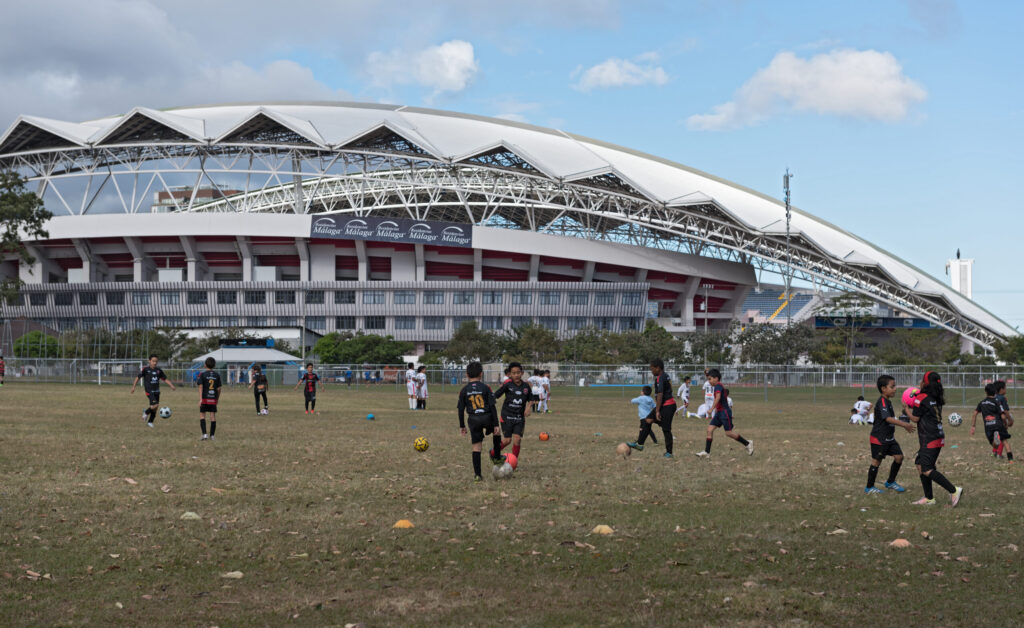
[{"left": 192, "top": 347, "right": 301, "bottom": 364}]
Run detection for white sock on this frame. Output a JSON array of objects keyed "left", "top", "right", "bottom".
[{"left": 409, "top": 398, "right": 415, "bottom": 410}]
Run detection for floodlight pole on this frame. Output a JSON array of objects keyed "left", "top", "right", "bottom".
[{"left": 783, "top": 169, "right": 794, "bottom": 326}]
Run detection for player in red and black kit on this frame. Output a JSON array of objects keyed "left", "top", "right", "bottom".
[
  {"left": 130, "top": 353, "right": 176, "bottom": 427},
  {"left": 0, "top": 354, "right": 6, "bottom": 386},
  {"left": 908, "top": 371, "right": 963, "bottom": 506},
  {"left": 457, "top": 361, "right": 506, "bottom": 481},
  {"left": 695, "top": 367, "right": 753, "bottom": 458},
  {"left": 864, "top": 375, "right": 914, "bottom": 494},
  {"left": 294, "top": 363, "right": 324, "bottom": 414},
  {"left": 197, "top": 357, "right": 222, "bottom": 441},
  {"left": 491, "top": 362, "right": 533, "bottom": 464},
  {"left": 970, "top": 383, "right": 1013, "bottom": 461},
  {"left": 628, "top": 358, "right": 677, "bottom": 458}
]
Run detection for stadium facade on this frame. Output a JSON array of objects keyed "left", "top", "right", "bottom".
[{"left": 0, "top": 102, "right": 1013, "bottom": 352}]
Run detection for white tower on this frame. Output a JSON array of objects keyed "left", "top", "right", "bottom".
[{"left": 946, "top": 249, "right": 975, "bottom": 353}]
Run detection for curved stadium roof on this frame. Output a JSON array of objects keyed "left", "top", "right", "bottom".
[{"left": 0, "top": 102, "right": 1014, "bottom": 345}]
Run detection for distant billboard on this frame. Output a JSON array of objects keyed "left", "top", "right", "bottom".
[{"left": 309, "top": 215, "right": 472, "bottom": 248}]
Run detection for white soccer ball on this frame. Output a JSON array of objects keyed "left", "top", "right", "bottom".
[
  {"left": 158, "top": 406, "right": 172, "bottom": 419},
  {"left": 947, "top": 412, "right": 963, "bottom": 427},
  {"left": 492, "top": 461, "right": 513, "bottom": 480}
]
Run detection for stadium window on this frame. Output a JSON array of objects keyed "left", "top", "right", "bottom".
[
  {"left": 453, "top": 316, "right": 476, "bottom": 329},
  {"left": 594, "top": 317, "right": 615, "bottom": 330},
  {"left": 453, "top": 291, "right": 475, "bottom": 305},
  {"left": 365, "top": 315, "right": 386, "bottom": 330},
  {"left": 334, "top": 290, "right": 356, "bottom": 304},
  {"left": 620, "top": 317, "right": 640, "bottom": 331},
  {"left": 216, "top": 291, "right": 236, "bottom": 305},
  {"left": 5, "top": 293, "right": 24, "bottom": 306},
  {"left": 569, "top": 293, "right": 589, "bottom": 306},
  {"left": 248, "top": 316, "right": 267, "bottom": 327},
  {"left": 335, "top": 316, "right": 356, "bottom": 330},
  {"left": 160, "top": 291, "right": 180, "bottom": 306},
  {"left": 106, "top": 291, "right": 126, "bottom": 306},
  {"left": 423, "top": 290, "right": 444, "bottom": 305},
  {"left": 395, "top": 316, "right": 416, "bottom": 330},
  {"left": 275, "top": 290, "right": 296, "bottom": 305},
  {"left": 114, "top": 274, "right": 133, "bottom": 283},
  {"left": 219, "top": 316, "right": 239, "bottom": 327},
  {"left": 281, "top": 273, "right": 299, "bottom": 281},
  {"left": 81, "top": 317, "right": 100, "bottom": 329},
  {"left": 132, "top": 292, "right": 152, "bottom": 306},
  {"left": 594, "top": 292, "right": 614, "bottom": 305},
  {"left": 307, "top": 316, "right": 327, "bottom": 331},
  {"left": 511, "top": 316, "right": 532, "bottom": 328},
  {"left": 481, "top": 316, "right": 503, "bottom": 330},
  {"left": 567, "top": 316, "right": 588, "bottom": 330},
  {"left": 305, "top": 290, "right": 325, "bottom": 305},
  {"left": 244, "top": 290, "right": 266, "bottom": 305},
  {"left": 28, "top": 293, "right": 47, "bottom": 306},
  {"left": 362, "top": 290, "right": 385, "bottom": 305},
  {"left": 538, "top": 317, "right": 559, "bottom": 331},
  {"left": 423, "top": 316, "right": 445, "bottom": 330},
  {"left": 539, "top": 291, "right": 560, "bottom": 305},
  {"left": 54, "top": 292, "right": 74, "bottom": 306},
  {"left": 187, "top": 290, "right": 208, "bottom": 305},
  {"left": 481, "top": 291, "right": 503, "bottom": 305},
  {"left": 622, "top": 292, "right": 643, "bottom": 306},
  {"left": 163, "top": 317, "right": 183, "bottom": 328},
  {"left": 190, "top": 317, "right": 209, "bottom": 327},
  {"left": 511, "top": 291, "right": 532, "bottom": 305},
  {"left": 214, "top": 273, "right": 242, "bottom": 281},
  {"left": 136, "top": 318, "right": 154, "bottom": 330},
  {"left": 394, "top": 290, "right": 416, "bottom": 305},
  {"left": 277, "top": 316, "right": 297, "bottom": 327}
]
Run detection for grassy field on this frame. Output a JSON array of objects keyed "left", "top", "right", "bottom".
[{"left": 0, "top": 382, "right": 1021, "bottom": 627}]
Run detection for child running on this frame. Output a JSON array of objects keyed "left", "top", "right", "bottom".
[
  {"left": 491, "top": 362, "right": 534, "bottom": 465},
  {"left": 701, "top": 369, "right": 714, "bottom": 418},
  {"left": 970, "top": 383, "right": 1013, "bottom": 461},
  {"left": 677, "top": 375, "right": 698, "bottom": 418},
  {"left": 457, "top": 361, "right": 506, "bottom": 481},
  {"left": 908, "top": 371, "right": 964, "bottom": 506},
  {"left": 696, "top": 368, "right": 753, "bottom": 458},
  {"left": 630, "top": 385, "right": 658, "bottom": 445},
  {"left": 130, "top": 353, "right": 176, "bottom": 427},
  {"left": 627, "top": 358, "right": 676, "bottom": 458},
  {"left": 197, "top": 357, "right": 222, "bottom": 441},
  {"left": 864, "top": 375, "right": 914, "bottom": 494},
  {"left": 248, "top": 365, "right": 270, "bottom": 415},
  {"left": 294, "top": 363, "right": 324, "bottom": 414},
  {"left": 994, "top": 380, "right": 1014, "bottom": 460}
]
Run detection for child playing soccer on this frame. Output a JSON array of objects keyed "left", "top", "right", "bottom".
[
  {"left": 677, "top": 375, "right": 699, "bottom": 418},
  {"left": 415, "top": 365, "right": 428, "bottom": 409},
  {"left": 701, "top": 369, "right": 714, "bottom": 418},
  {"left": 457, "top": 361, "right": 506, "bottom": 481},
  {"left": 130, "top": 353, "right": 176, "bottom": 427},
  {"left": 908, "top": 371, "right": 964, "bottom": 506},
  {"left": 294, "top": 363, "right": 324, "bottom": 414},
  {"left": 994, "top": 380, "right": 1014, "bottom": 460},
  {"left": 406, "top": 362, "right": 417, "bottom": 410},
  {"left": 538, "top": 369, "right": 551, "bottom": 413},
  {"left": 627, "top": 358, "right": 676, "bottom": 458},
  {"left": 197, "top": 357, "right": 221, "bottom": 441},
  {"left": 696, "top": 368, "right": 753, "bottom": 457},
  {"left": 864, "top": 375, "right": 914, "bottom": 494},
  {"left": 0, "top": 354, "right": 5, "bottom": 386},
  {"left": 850, "top": 395, "right": 873, "bottom": 425},
  {"left": 492, "top": 362, "right": 534, "bottom": 464},
  {"left": 970, "top": 383, "right": 1013, "bottom": 461},
  {"left": 630, "top": 385, "right": 658, "bottom": 445},
  {"left": 248, "top": 365, "right": 269, "bottom": 415}
]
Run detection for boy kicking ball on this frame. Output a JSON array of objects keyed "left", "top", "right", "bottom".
[
  {"left": 695, "top": 368, "right": 753, "bottom": 458},
  {"left": 457, "top": 361, "right": 505, "bottom": 482},
  {"left": 864, "top": 375, "right": 914, "bottom": 494},
  {"left": 908, "top": 371, "right": 963, "bottom": 507}
]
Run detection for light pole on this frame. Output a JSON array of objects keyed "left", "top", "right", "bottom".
[{"left": 783, "top": 169, "right": 794, "bottom": 326}]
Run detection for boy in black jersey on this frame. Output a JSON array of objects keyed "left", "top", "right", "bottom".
[
  {"left": 248, "top": 365, "right": 270, "bottom": 415},
  {"left": 695, "top": 368, "right": 753, "bottom": 458},
  {"left": 627, "top": 358, "right": 677, "bottom": 458},
  {"left": 864, "top": 375, "right": 914, "bottom": 494},
  {"left": 294, "top": 363, "right": 324, "bottom": 414},
  {"left": 908, "top": 371, "right": 963, "bottom": 506},
  {"left": 491, "top": 362, "right": 533, "bottom": 464},
  {"left": 130, "top": 354, "right": 176, "bottom": 427},
  {"left": 994, "top": 381, "right": 1014, "bottom": 459},
  {"left": 970, "top": 383, "right": 1013, "bottom": 461},
  {"left": 457, "top": 361, "right": 506, "bottom": 481},
  {"left": 197, "top": 357, "right": 222, "bottom": 441}
]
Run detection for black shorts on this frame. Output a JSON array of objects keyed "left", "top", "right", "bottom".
[
  {"left": 870, "top": 440, "right": 903, "bottom": 461},
  {"left": 145, "top": 391, "right": 160, "bottom": 405},
  {"left": 468, "top": 415, "right": 499, "bottom": 444},
  {"left": 199, "top": 403, "right": 218, "bottom": 414},
  {"left": 501, "top": 417, "right": 525, "bottom": 438},
  {"left": 709, "top": 411, "right": 733, "bottom": 431},
  {"left": 915, "top": 446, "right": 942, "bottom": 472},
  {"left": 984, "top": 423, "right": 1011, "bottom": 445},
  {"left": 304, "top": 391, "right": 316, "bottom": 401}
]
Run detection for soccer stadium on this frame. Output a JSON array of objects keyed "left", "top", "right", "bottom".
[{"left": 0, "top": 102, "right": 1013, "bottom": 352}]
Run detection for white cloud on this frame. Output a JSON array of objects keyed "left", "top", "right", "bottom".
[
  {"left": 572, "top": 54, "right": 669, "bottom": 91},
  {"left": 687, "top": 49, "right": 927, "bottom": 130},
  {"left": 366, "top": 40, "right": 479, "bottom": 94}
]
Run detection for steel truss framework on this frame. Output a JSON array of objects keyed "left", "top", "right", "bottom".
[{"left": 0, "top": 142, "right": 1001, "bottom": 347}]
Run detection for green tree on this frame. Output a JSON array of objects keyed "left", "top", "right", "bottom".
[
  {"left": 868, "top": 329, "right": 958, "bottom": 365},
  {"left": 737, "top": 323, "right": 814, "bottom": 364},
  {"left": 503, "top": 323, "right": 561, "bottom": 364},
  {"left": 809, "top": 336, "right": 849, "bottom": 365},
  {"left": 14, "top": 330, "right": 60, "bottom": 357},
  {"left": 443, "top": 320, "right": 502, "bottom": 363},
  {"left": 683, "top": 322, "right": 736, "bottom": 365},
  {"left": 993, "top": 335, "right": 1024, "bottom": 364},
  {"left": 313, "top": 331, "right": 412, "bottom": 364},
  {"left": 559, "top": 327, "right": 615, "bottom": 364},
  {"left": 634, "top": 321, "right": 683, "bottom": 363},
  {"left": 1, "top": 171, "right": 53, "bottom": 301},
  {"left": 815, "top": 293, "right": 877, "bottom": 365}
]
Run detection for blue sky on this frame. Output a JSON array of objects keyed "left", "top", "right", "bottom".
[{"left": 2, "top": 1, "right": 1022, "bottom": 327}]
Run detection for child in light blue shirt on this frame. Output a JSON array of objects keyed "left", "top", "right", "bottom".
[{"left": 630, "top": 385, "right": 658, "bottom": 444}]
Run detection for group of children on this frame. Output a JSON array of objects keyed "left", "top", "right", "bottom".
[
  {"left": 405, "top": 363, "right": 429, "bottom": 410},
  {"left": 455, "top": 361, "right": 535, "bottom": 481},
  {"left": 528, "top": 369, "right": 552, "bottom": 414}
]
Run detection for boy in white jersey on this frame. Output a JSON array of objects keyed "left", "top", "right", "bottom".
[
  {"left": 677, "top": 375, "right": 699, "bottom": 418},
  {"left": 405, "top": 362, "right": 417, "bottom": 410},
  {"left": 702, "top": 369, "right": 715, "bottom": 418},
  {"left": 539, "top": 370, "right": 551, "bottom": 413},
  {"left": 528, "top": 370, "right": 543, "bottom": 413},
  {"left": 850, "top": 395, "right": 873, "bottom": 424},
  {"left": 415, "top": 366, "right": 429, "bottom": 409}
]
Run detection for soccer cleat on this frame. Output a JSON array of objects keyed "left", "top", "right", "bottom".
[
  {"left": 210, "top": 436, "right": 215, "bottom": 441},
  {"left": 490, "top": 453, "right": 506, "bottom": 465},
  {"left": 626, "top": 442, "right": 643, "bottom": 451},
  {"left": 474, "top": 475, "right": 483, "bottom": 482},
  {"left": 884, "top": 481, "right": 906, "bottom": 493},
  {"left": 200, "top": 434, "right": 209, "bottom": 440},
  {"left": 746, "top": 440, "right": 755, "bottom": 456},
  {"left": 950, "top": 486, "right": 963, "bottom": 508},
  {"left": 147, "top": 422, "right": 154, "bottom": 428},
  {"left": 911, "top": 497, "right": 936, "bottom": 506},
  {"left": 864, "top": 487, "right": 884, "bottom": 495},
  {"left": 664, "top": 452, "right": 674, "bottom": 459},
  {"left": 695, "top": 451, "right": 710, "bottom": 458}
]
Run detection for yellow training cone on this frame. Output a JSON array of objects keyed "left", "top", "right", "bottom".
[
  {"left": 592, "top": 525, "right": 614, "bottom": 535},
  {"left": 393, "top": 519, "right": 415, "bottom": 529}
]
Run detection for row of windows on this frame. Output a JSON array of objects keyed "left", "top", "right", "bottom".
[
  {"left": 12, "top": 290, "right": 646, "bottom": 307},
  {"left": 41, "top": 316, "right": 643, "bottom": 332}
]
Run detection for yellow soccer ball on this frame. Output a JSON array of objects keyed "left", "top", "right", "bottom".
[{"left": 413, "top": 437, "right": 429, "bottom": 452}]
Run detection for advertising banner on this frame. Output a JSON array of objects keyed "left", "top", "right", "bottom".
[{"left": 310, "top": 215, "right": 473, "bottom": 248}]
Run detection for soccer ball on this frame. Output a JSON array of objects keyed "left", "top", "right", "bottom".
[
  {"left": 492, "top": 461, "right": 513, "bottom": 480},
  {"left": 158, "top": 407, "right": 172, "bottom": 419},
  {"left": 901, "top": 387, "right": 921, "bottom": 408},
  {"left": 505, "top": 452, "right": 518, "bottom": 470},
  {"left": 947, "top": 412, "right": 963, "bottom": 427},
  {"left": 413, "top": 436, "right": 429, "bottom": 452},
  {"left": 366, "top": 413, "right": 375, "bottom": 421},
  {"left": 539, "top": 432, "right": 550, "bottom": 441}
]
